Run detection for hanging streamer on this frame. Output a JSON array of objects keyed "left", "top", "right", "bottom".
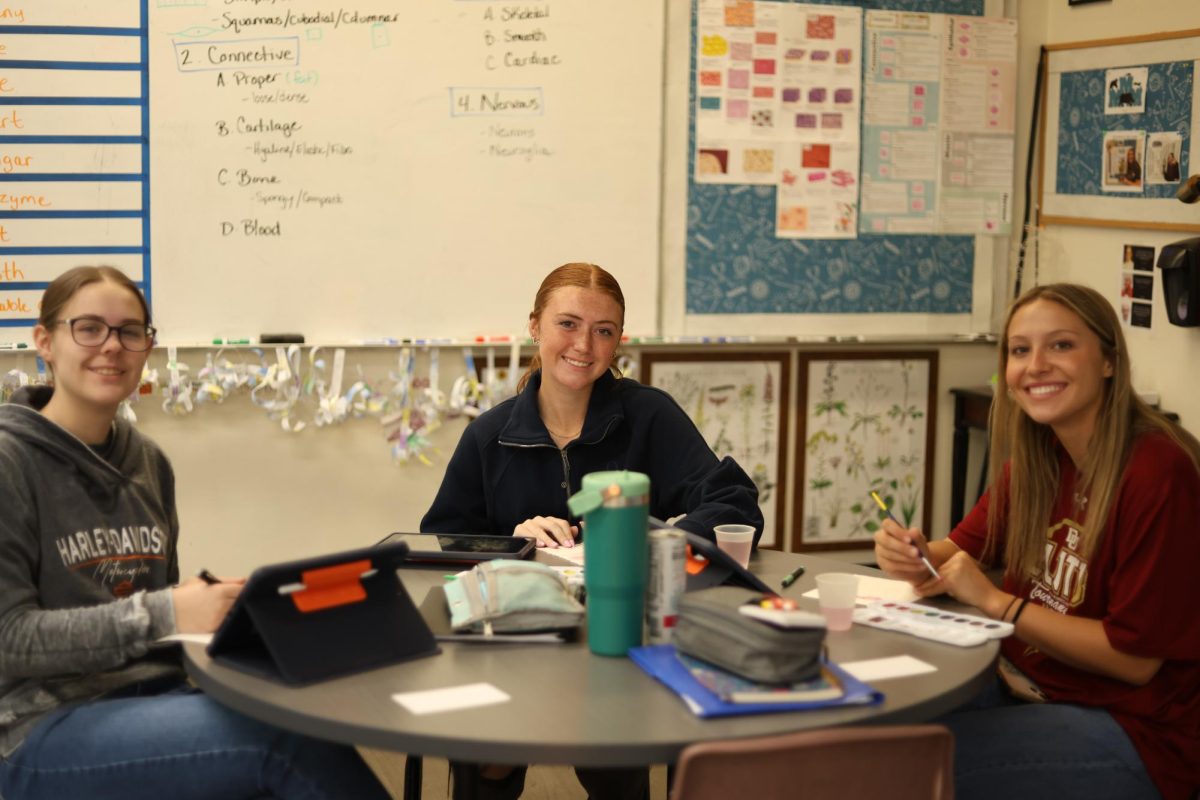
[
  {"left": 250, "top": 346, "right": 306, "bottom": 432},
  {"left": 161, "top": 346, "right": 194, "bottom": 416}
]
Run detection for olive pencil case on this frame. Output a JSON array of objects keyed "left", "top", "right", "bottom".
[{"left": 674, "top": 586, "right": 826, "bottom": 684}]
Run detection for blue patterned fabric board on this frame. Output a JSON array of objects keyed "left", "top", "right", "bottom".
[
  {"left": 687, "top": 0, "right": 985, "bottom": 316},
  {"left": 1055, "top": 61, "right": 1193, "bottom": 199}
]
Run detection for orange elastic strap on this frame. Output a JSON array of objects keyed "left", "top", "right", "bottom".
[
  {"left": 685, "top": 544, "right": 707, "bottom": 576},
  {"left": 291, "top": 559, "right": 370, "bottom": 613}
]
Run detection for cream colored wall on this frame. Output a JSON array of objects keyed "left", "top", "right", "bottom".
[
  {"left": 2, "top": 342, "right": 995, "bottom": 573},
  {"left": 1013, "top": 0, "right": 1200, "bottom": 430}
]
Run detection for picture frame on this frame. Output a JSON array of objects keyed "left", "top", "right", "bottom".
[
  {"left": 793, "top": 351, "right": 937, "bottom": 552},
  {"left": 642, "top": 351, "right": 790, "bottom": 549},
  {"left": 1038, "top": 28, "right": 1200, "bottom": 233}
]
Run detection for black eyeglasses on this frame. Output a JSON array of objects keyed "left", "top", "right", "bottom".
[{"left": 56, "top": 318, "right": 157, "bottom": 352}]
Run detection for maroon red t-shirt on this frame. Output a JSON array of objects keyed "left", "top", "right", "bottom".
[{"left": 951, "top": 432, "right": 1200, "bottom": 799}]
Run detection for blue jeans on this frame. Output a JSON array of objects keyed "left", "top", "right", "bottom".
[
  {"left": 940, "top": 676, "right": 1160, "bottom": 799},
  {"left": 0, "top": 680, "right": 390, "bottom": 800}
]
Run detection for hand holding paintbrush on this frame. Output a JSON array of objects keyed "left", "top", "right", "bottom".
[{"left": 869, "top": 490, "right": 941, "bottom": 580}]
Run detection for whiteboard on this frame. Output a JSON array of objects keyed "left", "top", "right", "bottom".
[{"left": 142, "top": 0, "right": 663, "bottom": 342}]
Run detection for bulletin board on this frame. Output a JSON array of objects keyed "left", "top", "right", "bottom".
[
  {"left": 675, "top": 0, "right": 1002, "bottom": 339},
  {"left": 1039, "top": 28, "right": 1200, "bottom": 233}
]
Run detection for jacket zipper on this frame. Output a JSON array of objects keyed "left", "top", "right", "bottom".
[
  {"left": 560, "top": 448, "right": 570, "bottom": 504},
  {"left": 500, "top": 416, "right": 620, "bottom": 507}
]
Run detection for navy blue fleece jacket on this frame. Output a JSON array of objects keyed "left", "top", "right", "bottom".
[{"left": 421, "top": 371, "right": 763, "bottom": 544}]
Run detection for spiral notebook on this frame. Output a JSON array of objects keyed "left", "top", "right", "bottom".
[{"left": 629, "top": 644, "right": 882, "bottom": 718}]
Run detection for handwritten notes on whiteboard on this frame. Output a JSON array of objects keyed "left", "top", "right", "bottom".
[{"left": 148, "top": 0, "right": 663, "bottom": 342}]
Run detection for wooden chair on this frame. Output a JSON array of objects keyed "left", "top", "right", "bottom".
[{"left": 670, "top": 724, "right": 954, "bottom": 800}]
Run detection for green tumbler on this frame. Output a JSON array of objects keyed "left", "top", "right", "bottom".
[{"left": 568, "top": 470, "right": 650, "bottom": 656}]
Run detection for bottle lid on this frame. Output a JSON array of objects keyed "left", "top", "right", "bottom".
[{"left": 568, "top": 470, "right": 650, "bottom": 515}]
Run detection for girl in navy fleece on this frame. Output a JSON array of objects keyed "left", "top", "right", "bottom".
[
  {"left": 422, "top": 261, "right": 763, "bottom": 549},
  {"left": 424, "top": 262, "right": 762, "bottom": 800}
]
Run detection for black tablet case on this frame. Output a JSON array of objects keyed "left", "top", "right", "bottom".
[
  {"left": 378, "top": 531, "right": 536, "bottom": 563},
  {"left": 207, "top": 541, "right": 440, "bottom": 685}
]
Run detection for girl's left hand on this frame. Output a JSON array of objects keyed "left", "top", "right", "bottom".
[
  {"left": 514, "top": 516, "right": 578, "bottom": 548},
  {"left": 923, "top": 550, "right": 1007, "bottom": 618}
]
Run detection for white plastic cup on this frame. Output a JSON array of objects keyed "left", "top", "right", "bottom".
[
  {"left": 713, "top": 524, "right": 755, "bottom": 569},
  {"left": 815, "top": 572, "right": 859, "bottom": 632}
]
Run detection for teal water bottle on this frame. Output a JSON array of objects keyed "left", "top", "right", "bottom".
[{"left": 568, "top": 470, "right": 650, "bottom": 656}]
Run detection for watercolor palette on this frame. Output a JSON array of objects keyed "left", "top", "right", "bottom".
[{"left": 852, "top": 601, "right": 1014, "bottom": 648}]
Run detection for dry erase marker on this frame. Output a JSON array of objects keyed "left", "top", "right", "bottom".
[
  {"left": 869, "top": 490, "right": 941, "bottom": 579},
  {"left": 196, "top": 568, "right": 221, "bottom": 585},
  {"left": 0, "top": 342, "right": 28, "bottom": 350},
  {"left": 780, "top": 564, "right": 806, "bottom": 588}
]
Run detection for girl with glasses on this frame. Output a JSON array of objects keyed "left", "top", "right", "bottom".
[{"left": 0, "top": 266, "right": 391, "bottom": 799}]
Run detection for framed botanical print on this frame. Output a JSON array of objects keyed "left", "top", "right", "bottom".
[
  {"left": 643, "top": 351, "right": 790, "bottom": 548},
  {"left": 794, "top": 351, "right": 937, "bottom": 551}
]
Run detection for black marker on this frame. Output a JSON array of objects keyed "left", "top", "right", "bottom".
[
  {"left": 780, "top": 564, "right": 806, "bottom": 588},
  {"left": 259, "top": 333, "right": 306, "bottom": 344}
]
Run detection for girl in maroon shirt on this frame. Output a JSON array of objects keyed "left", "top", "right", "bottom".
[{"left": 876, "top": 283, "right": 1200, "bottom": 799}]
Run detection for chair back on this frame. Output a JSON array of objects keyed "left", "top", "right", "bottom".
[{"left": 670, "top": 724, "right": 953, "bottom": 800}]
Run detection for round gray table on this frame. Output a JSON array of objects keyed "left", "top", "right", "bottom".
[{"left": 184, "top": 549, "right": 997, "bottom": 768}]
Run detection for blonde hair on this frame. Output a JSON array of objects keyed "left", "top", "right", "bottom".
[
  {"left": 517, "top": 263, "right": 625, "bottom": 393},
  {"left": 985, "top": 283, "right": 1200, "bottom": 582}
]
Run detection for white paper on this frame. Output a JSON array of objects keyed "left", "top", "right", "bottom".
[
  {"left": 840, "top": 655, "right": 937, "bottom": 682},
  {"left": 802, "top": 574, "right": 919, "bottom": 604},
  {"left": 392, "top": 683, "right": 511, "bottom": 715},
  {"left": 155, "top": 633, "right": 214, "bottom": 645},
  {"left": 546, "top": 543, "right": 586, "bottom": 565},
  {"left": 860, "top": 11, "right": 1017, "bottom": 234}
]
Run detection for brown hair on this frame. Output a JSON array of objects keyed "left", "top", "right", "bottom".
[
  {"left": 985, "top": 283, "right": 1200, "bottom": 581},
  {"left": 516, "top": 263, "right": 625, "bottom": 393},
  {"left": 38, "top": 265, "right": 151, "bottom": 328}
]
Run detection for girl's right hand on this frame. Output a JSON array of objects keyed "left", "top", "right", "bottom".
[
  {"left": 172, "top": 576, "right": 244, "bottom": 634},
  {"left": 514, "top": 516, "right": 578, "bottom": 548},
  {"left": 874, "top": 518, "right": 938, "bottom": 585}
]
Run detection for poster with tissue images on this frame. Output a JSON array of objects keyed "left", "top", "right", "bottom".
[{"left": 693, "top": 0, "right": 863, "bottom": 239}]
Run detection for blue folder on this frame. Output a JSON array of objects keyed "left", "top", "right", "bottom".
[{"left": 629, "top": 644, "right": 883, "bottom": 718}]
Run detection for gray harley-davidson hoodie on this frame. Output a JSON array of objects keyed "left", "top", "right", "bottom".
[{"left": 0, "top": 386, "right": 180, "bottom": 755}]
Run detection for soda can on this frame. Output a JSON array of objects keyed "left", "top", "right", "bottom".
[{"left": 646, "top": 528, "right": 686, "bottom": 644}]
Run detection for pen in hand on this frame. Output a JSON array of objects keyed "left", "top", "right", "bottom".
[
  {"left": 869, "top": 490, "right": 941, "bottom": 580},
  {"left": 196, "top": 568, "right": 222, "bottom": 585},
  {"left": 780, "top": 564, "right": 806, "bottom": 588}
]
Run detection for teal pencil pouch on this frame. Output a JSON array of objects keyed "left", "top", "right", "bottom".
[{"left": 444, "top": 560, "right": 585, "bottom": 634}]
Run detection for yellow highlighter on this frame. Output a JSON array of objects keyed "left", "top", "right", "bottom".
[{"left": 869, "top": 490, "right": 941, "bottom": 580}]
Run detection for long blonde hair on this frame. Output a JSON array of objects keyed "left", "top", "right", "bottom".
[
  {"left": 516, "top": 263, "right": 625, "bottom": 393},
  {"left": 986, "top": 283, "right": 1200, "bottom": 581}
]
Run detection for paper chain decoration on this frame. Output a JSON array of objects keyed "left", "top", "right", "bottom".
[{"left": 0, "top": 345, "right": 640, "bottom": 465}]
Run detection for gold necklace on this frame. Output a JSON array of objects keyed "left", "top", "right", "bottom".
[{"left": 545, "top": 424, "right": 582, "bottom": 439}]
